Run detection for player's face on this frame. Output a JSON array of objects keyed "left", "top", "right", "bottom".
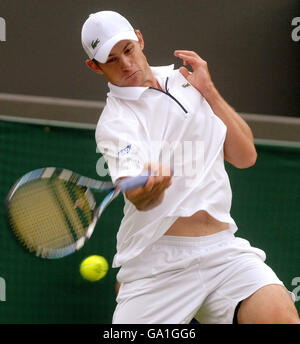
[{"left": 93, "top": 31, "right": 155, "bottom": 87}]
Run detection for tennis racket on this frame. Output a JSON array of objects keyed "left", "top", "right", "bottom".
[{"left": 5, "top": 167, "right": 148, "bottom": 259}]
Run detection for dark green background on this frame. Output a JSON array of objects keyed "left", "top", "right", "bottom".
[{"left": 0, "top": 120, "right": 299, "bottom": 323}]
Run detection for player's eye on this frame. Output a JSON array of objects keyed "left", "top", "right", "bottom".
[
  {"left": 125, "top": 46, "right": 133, "bottom": 54},
  {"left": 107, "top": 57, "right": 117, "bottom": 63}
]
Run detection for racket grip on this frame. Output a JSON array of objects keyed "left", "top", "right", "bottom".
[{"left": 117, "top": 175, "right": 149, "bottom": 192}]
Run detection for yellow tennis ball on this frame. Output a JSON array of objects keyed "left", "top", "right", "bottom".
[{"left": 80, "top": 255, "right": 109, "bottom": 282}]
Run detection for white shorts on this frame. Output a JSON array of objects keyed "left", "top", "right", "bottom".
[{"left": 113, "top": 230, "right": 288, "bottom": 324}]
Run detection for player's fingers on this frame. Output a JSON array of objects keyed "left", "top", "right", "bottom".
[
  {"left": 179, "top": 66, "right": 191, "bottom": 79},
  {"left": 151, "top": 176, "right": 172, "bottom": 195},
  {"left": 126, "top": 174, "right": 171, "bottom": 210},
  {"left": 144, "top": 162, "right": 171, "bottom": 178},
  {"left": 175, "top": 51, "right": 206, "bottom": 69},
  {"left": 174, "top": 50, "right": 198, "bottom": 59},
  {"left": 143, "top": 175, "right": 156, "bottom": 192},
  {"left": 145, "top": 176, "right": 163, "bottom": 195},
  {"left": 142, "top": 189, "right": 166, "bottom": 210},
  {"left": 164, "top": 175, "right": 172, "bottom": 188},
  {"left": 176, "top": 53, "right": 198, "bottom": 65},
  {"left": 124, "top": 175, "right": 153, "bottom": 199},
  {"left": 143, "top": 161, "right": 159, "bottom": 177},
  {"left": 174, "top": 50, "right": 205, "bottom": 63},
  {"left": 142, "top": 162, "right": 172, "bottom": 193},
  {"left": 174, "top": 50, "right": 199, "bottom": 57},
  {"left": 128, "top": 172, "right": 169, "bottom": 199},
  {"left": 132, "top": 184, "right": 165, "bottom": 211}
]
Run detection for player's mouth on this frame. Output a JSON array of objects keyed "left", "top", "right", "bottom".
[{"left": 125, "top": 71, "right": 139, "bottom": 80}]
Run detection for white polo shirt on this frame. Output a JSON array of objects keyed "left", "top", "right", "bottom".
[{"left": 96, "top": 64, "right": 237, "bottom": 268}]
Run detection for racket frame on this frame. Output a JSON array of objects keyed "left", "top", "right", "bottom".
[{"left": 5, "top": 167, "right": 148, "bottom": 259}]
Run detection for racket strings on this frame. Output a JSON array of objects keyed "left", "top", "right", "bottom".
[
  {"left": 52, "top": 180, "right": 87, "bottom": 240},
  {"left": 7, "top": 178, "right": 93, "bottom": 255}
]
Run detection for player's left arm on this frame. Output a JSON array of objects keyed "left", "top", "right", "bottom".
[{"left": 174, "top": 50, "right": 257, "bottom": 169}]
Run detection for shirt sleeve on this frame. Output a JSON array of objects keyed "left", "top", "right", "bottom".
[{"left": 95, "top": 108, "right": 148, "bottom": 184}]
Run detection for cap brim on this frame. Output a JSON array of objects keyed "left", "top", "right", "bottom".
[{"left": 94, "top": 31, "right": 138, "bottom": 63}]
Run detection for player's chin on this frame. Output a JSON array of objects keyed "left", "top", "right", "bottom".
[{"left": 122, "top": 71, "right": 142, "bottom": 87}]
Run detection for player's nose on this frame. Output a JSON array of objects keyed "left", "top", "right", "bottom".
[{"left": 119, "top": 55, "right": 132, "bottom": 69}]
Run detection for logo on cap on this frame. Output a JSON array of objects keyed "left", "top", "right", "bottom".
[{"left": 91, "top": 38, "right": 100, "bottom": 49}]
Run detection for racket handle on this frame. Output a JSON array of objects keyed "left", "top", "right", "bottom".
[{"left": 117, "top": 175, "right": 149, "bottom": 192}]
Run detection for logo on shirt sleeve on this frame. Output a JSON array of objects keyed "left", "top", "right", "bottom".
[{"left": 117, "top": 144, "right": 132, "bottom": 157}]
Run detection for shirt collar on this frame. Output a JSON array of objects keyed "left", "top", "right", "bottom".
[{"left": 107, "top": 64, "right": 174, "bottom": 100}]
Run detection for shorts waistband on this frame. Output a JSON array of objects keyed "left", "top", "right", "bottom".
[{"left": 156, "top": 229, "right": 235, "bottom": 247}]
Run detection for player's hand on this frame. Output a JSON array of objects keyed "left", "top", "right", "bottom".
[
  {"left": 174, "top": 50, "right": 216, "bottom": 98},
  {"left": 124, "top": 163, "right": 173, "bottom": 211}
]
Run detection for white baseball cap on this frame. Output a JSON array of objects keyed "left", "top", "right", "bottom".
[{"left": 81, "top": 11, "right": 138, "bottom": 63}]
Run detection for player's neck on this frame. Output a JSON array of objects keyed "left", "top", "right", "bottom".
[
  {"left": 140, "top": 66, "right": 162, "bottom": 90},
  {"left": 144, "top": 75, "right": 162, "bottom": 90}
]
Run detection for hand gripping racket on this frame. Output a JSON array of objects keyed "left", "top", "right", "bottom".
[{"left": 5, "top": 167, "right": 148, "bottom": 259}]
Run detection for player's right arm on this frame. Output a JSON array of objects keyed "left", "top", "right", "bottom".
[{"left": 96, "top": 107, "right": 172, "bottom": 211}]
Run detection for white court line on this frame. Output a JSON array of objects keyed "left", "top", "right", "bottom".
[
  {"left": 0, "top": 114, "right": 96, "bottom": 129},
  {"left": 0, "top": 92, "right": 106, "bottom": 109},
  {"left": 1, "top": 114, "right": 300, "bottom": 149},
  {"left": 240, "top": 113, "right": 300, "bottom": 125},
  {"left": 0, "top": 92, "right": 299, "bottom": 126},
  {"left": 254, "top": 138, "right": 300, "bottom": 149}
]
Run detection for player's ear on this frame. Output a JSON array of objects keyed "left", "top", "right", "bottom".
[
  {"left": 85, "top": 59, "right": 104, "bottom": 75},
  {"left": 135, "top": 30, "right": 144, "bottom": 50}
]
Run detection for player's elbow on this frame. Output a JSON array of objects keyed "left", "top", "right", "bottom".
[{"left": 234, "top": 150, "right": 257, "bottom": 169}]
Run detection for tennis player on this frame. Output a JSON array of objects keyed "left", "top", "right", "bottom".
[{"left": 81, "top": 11, "right": 300, "bottom": 324}]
